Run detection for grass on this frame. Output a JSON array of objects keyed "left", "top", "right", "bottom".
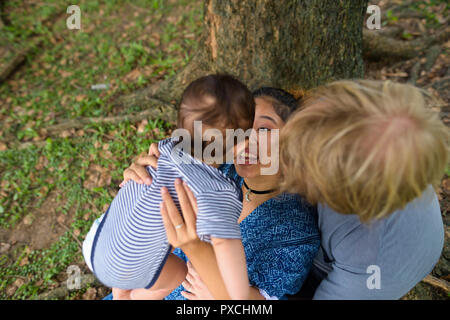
[{"left": 0, "top": 0, "right": 203, "bottom": 299}]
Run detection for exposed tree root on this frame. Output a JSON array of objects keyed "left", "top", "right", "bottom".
[
  {"left": 113, "top": 51, "right": 212, "bottom": 110},
  {"left": 407, "top": 61, "right": 421, "bottom": 85},
  {"left": 422, "top": 275, "right": 450, "bottom": 293},
  {"left": 3, "top": 98, "right": 176, "bottom": 150},
  {"left": 407, "top": 45, "right": 441, "bottom": 85},
  {"left": 369, "top": 26, "right": 404, "bottom": 39},
  {"left": 36, "top": 274, "right": 102, "bottom": 300},
  {"left": 363, "top": 27, "right": 450, "bottom": 61},
  {"left": 46, "top": 98, "right": 176, "bottom": 134},
  {"left": 424, "top": 45, "right": 441, "bottom": 72},
  {"left": 0, "top": 39, "right": 42, "bottom": 83},
  {"left": 0, "top": 0, "right": 9, "bottom": 28},
  {"left": 424, "top": 76, "right": 450, "bottom": 90},
  {"left": 0, "top": 8, "right": 67, "bottom": 84}
]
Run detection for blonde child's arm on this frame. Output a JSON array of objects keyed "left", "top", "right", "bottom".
[{"left": 211, "top": 237, "right": 250, "bottom": 300}]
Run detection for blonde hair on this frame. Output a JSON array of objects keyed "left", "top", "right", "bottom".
[{"left": 280, "top": 80, "right": 449, "bottom": 222}]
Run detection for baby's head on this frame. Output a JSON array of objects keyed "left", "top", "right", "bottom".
[
  {"left": 178, "top": 74, "right": 255, "bottom": 132},
  {"left": 176, "top": 74, "right": 255, "bottom": 165}
]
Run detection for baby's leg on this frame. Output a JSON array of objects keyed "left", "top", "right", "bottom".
[
  {"left": 211, "top": 237, "right": 249, "bottom": 300},
  {"left": 129, "top": 253, "right": 187, "bottom": 300}
]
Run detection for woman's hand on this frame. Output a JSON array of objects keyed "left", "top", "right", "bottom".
[
  {"left": 119, "top": 142, "right": 160, "bottom": 187},
  {"left": 161, "top": 180, "right": 233, "bottom": 300},
  {"left": 160, "top": 179, "right": 201, "bottom": 250},
  {"left": 180, "top": 261, "right": 214, "bottom": 300}
]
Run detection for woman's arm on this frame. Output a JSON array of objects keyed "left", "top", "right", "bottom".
[
  {"left": 211, "top": 237, "right": 249, "bottom": 300},
  {"left": 160, "top": 180, "right": 231, "bottom": 299},
  {"left": 160, "top": 181, "right": 268, "bottom": 300},
  {"left": 183, "top": 239, "right": 231, "bottom": 299},
  {"left": 181, "top": 261, "right": 265, "bottom": 300}
]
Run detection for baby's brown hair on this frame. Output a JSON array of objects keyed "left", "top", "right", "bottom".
[{"left": 178, "top": 74, "right": 255, "bottom": 133}]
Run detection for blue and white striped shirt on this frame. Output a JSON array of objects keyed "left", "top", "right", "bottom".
[{"left": 90, "top": 138, "right": 243, "bottom": 290}]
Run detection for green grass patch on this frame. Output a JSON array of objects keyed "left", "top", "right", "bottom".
[{"left": 0, "top": 0, "right": 202, "bottom": 299}]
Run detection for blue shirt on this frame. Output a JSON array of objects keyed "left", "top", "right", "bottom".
[
  {"left": 165, "top": 164, "right": 320, "bottom": 299},
  {"left": 312, "top": 186, "right": 444, "bottom": 299}
]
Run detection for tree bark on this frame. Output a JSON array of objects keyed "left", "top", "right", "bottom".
[
  {"left": 203, "top": 0, "right": 368, "bottom": 90},
  {"left": 116, "top": 0, "right": 368, "bottom": 110}
]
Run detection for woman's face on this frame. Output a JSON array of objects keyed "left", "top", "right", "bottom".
[{"left": 234, "top": 97, "right": 285, "bottom": 179}]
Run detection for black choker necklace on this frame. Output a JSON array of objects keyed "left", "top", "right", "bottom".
[{"left": 243, "top": 180, "right": 276, "bottom": 202}]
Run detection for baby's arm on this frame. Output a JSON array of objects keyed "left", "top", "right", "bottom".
[{"left": 211, "top": 237, "right": 249, "bottom": 300}]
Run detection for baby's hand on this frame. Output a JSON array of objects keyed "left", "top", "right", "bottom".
[{"left": 119, "top": 142, "right": 160, "bottom": 187}]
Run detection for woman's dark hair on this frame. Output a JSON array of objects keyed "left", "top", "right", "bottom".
[
  {"left": 253, "top": 87, "right": 301, "bottom": 122},
  {"left": 178, "top": 74, "right": 255, "bottom": 131}
]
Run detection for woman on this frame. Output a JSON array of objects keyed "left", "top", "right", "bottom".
[{"left": 112, "top": 87, "right": 320, "bottom": 300}]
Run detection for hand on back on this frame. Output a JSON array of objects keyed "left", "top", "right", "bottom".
[{"left": 119, "top": 142, "right": 160, "bottom": 187}]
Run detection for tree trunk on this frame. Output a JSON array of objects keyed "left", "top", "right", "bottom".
[{"left": 116, "top": 0, "right": 369, "bottom": 114}]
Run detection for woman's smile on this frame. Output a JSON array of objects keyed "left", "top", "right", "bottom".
[{"left": 236, "top": 148, "right": 258, "bottom": 165}]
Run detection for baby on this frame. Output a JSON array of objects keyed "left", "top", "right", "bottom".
[{"left": 82, "top": 74, "right": 255, "bottom": 300}]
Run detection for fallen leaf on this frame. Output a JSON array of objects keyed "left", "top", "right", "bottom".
[
  {"left": 14, "top": 279, "right": 25, "bottom": 287},
  {"left": 57, "top": 215, "right": 66, "bottom": 225},
  {"left": 59, "top": 130, "right": 72, "bottom": 138},
  {"left": 82, "top": 287, "right": 97, "bottom": 300},
  {"left": 39, "top": 186, "right": 49, "bottom": 196},
  {"left": 137, "top": 120, "right": 148, "bottom": 133},
  {"left": 385, "top": 72, "right": 408, "bottom": 77},
  {"left": 83, "top": 164, "right": 111, "bottom": 190},
  {"left": 59, "top": 70, "right": 72, "bottom": 78},
  {"left": 124, "top": 68, "right": 142, "bottom": 82},
  {"left": 19, "top": 256, "right": 29, "bottom": 266},
  {"left": 75, "top": 95, "right": 86, "bottom": 102},
  {"left": 6, "top": 284, "right": 16, "bottom": 296},
  {"left": 0, "top": 243, "right": 10, "bottom": 254},
  {"left": 442, "top": 178, "right": 450, "bottom": 193},
  {"left": 23, "top": 215, "right": 33, "bottom": 226},
  {"left": 100, "top": 149, "right": 113, "bottom": 159}
]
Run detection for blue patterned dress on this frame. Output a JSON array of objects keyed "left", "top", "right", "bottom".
[{"left": 165, "top": 163, "right": 320, "bottom": 300}]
